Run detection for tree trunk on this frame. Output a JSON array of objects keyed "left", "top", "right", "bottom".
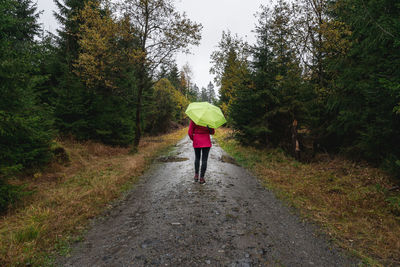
[
  {"left": 133, "top": 68, "right": 145, "bottom": 149},
  {"left": 291, "top": 119, "right": 301, "bottom": 160},
  {"left": 133, "top": 88, "right": 142, "bottom": 149}
]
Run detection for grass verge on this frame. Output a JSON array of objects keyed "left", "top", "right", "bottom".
[
  {"left": 215, "top": 128, "right": 400, "bottom": 267},
  {"left": 0, "top": 128, "right": 187, "bottom": 266}
]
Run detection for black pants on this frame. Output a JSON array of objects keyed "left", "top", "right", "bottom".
[{"left": 194, "top": 147, "right": 211, "bottom": 178}]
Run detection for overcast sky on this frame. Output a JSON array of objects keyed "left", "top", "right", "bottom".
[{"left": 36, "top": 0, "right": 274, "bottom": 90}]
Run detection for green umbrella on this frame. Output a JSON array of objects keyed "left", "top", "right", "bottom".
[{"left": 185, "top": 102, "right": 227, "bottom": 129}]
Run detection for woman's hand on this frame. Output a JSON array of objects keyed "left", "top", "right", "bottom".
[{"left": 207, "top": 125, "right": 212, "bottom": 134}]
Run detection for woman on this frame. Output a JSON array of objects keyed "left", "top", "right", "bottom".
[{"left": 188, "top": 120, "right": 215, "bottom": 184}]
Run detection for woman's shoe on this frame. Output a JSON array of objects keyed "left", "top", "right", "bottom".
[
  {"left": 194, "top": 174, "right": 199, "bottom": 182},
  {"left": 199, "top": 177, "right": 206, "bottom": 184}
]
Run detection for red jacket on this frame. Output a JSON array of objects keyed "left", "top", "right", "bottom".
[{"left": 188, "top": 120, "right": 215, "bottom": 148}]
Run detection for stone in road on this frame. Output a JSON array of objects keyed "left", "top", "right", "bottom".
[{"left": 61, "top": 136, "right": 359, "bottom": 266}]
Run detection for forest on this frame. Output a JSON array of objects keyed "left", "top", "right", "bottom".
[
  {"left": 1, "top": 0, "right": 399, "bottom": 213},
  {"left": 212, "top": 0, "right": 400, "bottom": 174}
]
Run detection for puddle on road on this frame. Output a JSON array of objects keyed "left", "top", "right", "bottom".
[
  {"left": 157, "top": 156, "right": 189, "bottom": 163},
  {"left": 220, "top": 154, "right": 238, "bottom": 165}
]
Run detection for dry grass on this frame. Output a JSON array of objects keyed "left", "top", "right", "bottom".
[
  {"left": 215, "top": 128, "right": 400, "bottom": 266},
  {"left": 0, "top": 128, "right": 187, "bottom": 266}
]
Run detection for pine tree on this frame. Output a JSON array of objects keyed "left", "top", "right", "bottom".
[
  {"left": 229, "top": 0, "right": 308, "bottom": 147},
  {"left": 206, "top": 82, "right": 216, "bottom": 104},
  {"left": 211, "top": 31, "right": 250, "bottom": 115},
  {"left": 227, "top": 63, "right": 259, "bottom": 145},
  {"left": 167, "top": 63, "right": 180, "bottom": 90},
  {"left": 158, "top": 64, "right": 168, "bottom": 81},
  {"left": 179, "top": 70, "right": 188, "bottom": 96},
  {"left": 200, "top": 87, "right": 208, "bottom": 102},
  {"left": 54, "top": 0, "right": 90, "bottom": 64},
  {"left": 260, "top": 0, "right": 307, "bottom": 147},
  {"left": 181, "top": 63, "right": 193, "bottom": 98},
  {"left": 320, "top": 0, "right": 400, "bottom": 174},
  {"left": 219, "top": 48, "right": 243, "bottom": 115},
  {"left": 146, "top": 78, "right": 189, "bottom": 133},
  {"left": 69, "top": 0, "right": 142, "bottom": 145},
  {"left": 52, "top": 0, "right": 91, "bottom": 139},
  {"left": 190, "top": 84, "right": 200, "bottom": 101},
  {"left": 0, "top": 0, "right": 53, "bottom": 211}
]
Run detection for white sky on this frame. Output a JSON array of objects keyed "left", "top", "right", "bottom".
[{"left": 36, "top": 0, "right": 274, "bottom": 89}]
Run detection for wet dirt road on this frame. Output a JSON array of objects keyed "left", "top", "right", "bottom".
[{"left": 61, "top": 137, "right": 359, "bottom": 266}]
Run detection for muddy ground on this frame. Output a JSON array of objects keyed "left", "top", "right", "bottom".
[{"left": 60, "top": 137, "right": 360, "bottom": 266}]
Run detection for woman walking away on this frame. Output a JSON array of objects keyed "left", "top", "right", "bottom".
[{"left": 188, "top": 120, "right": 215, "bottom": 184}]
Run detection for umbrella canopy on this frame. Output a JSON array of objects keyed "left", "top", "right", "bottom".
[{"left": 185, "top": 102, "right": 227, "bottom": 129}]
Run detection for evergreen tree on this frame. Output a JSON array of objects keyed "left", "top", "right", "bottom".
[
  {"left": 146, "top": 78, "right": 189, "bottom": 133},
  {"left": 219, "top": 48, "right": 240, "bottom": 115},
  {"left": 71, "top": 0, "right": 142, "bottom": 145},
  {"left": 206, "top": 82, "right": 216, "bottom": 104},
  {"left": 260, "top": 0, "right": 307, "bottom": 147},
  {"left": 52, "top": 0, "right": 91, "bottom": 139},
  {"left": 236, "top": 3, "right": 279, "bottom": 146},
  {"left": 181, "top": 63, "right": 193, "bottom": 98},
  {"left": 179, "top": 70, "right": 188, "bottom": 95},
  {"left": 189, "top": 84, "right": 200, "bottom": 101},
  {"left": 0, "top": 0, "right": 53, "bottom": 211},
  {"left": 210, "top": 31, "right": 250, "bottom": 116},
  {"left": 54, "top": 0, "right": 90, "bottom": 64},
  {"left": 52, "top": 0, "right": 138, "bottom": 145},
  {"left": 226, "top": 63, "right": 258, "bottom": 145},
  {"left": 320, "top": 0, "right": 400, "bottom": 174},
  {"left": 167, "top": 63, "right": 180, "bottom": 90},
  {"left": 200, "top": 87, "right": 208, "bottom": 102},
  {"left": 229, "top": 0, "right": 308, "bottom": 147},
  {"left": 158, "top": 64, "right": 169, "bottom": 81}
]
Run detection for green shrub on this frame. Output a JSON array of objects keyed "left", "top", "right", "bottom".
[{"left": 0, "top": 180, "right": 25, "bottom": 213}]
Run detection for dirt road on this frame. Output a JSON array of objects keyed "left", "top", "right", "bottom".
[{"left": 60, "top": 136, "right": 359, "bottom": 266}]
